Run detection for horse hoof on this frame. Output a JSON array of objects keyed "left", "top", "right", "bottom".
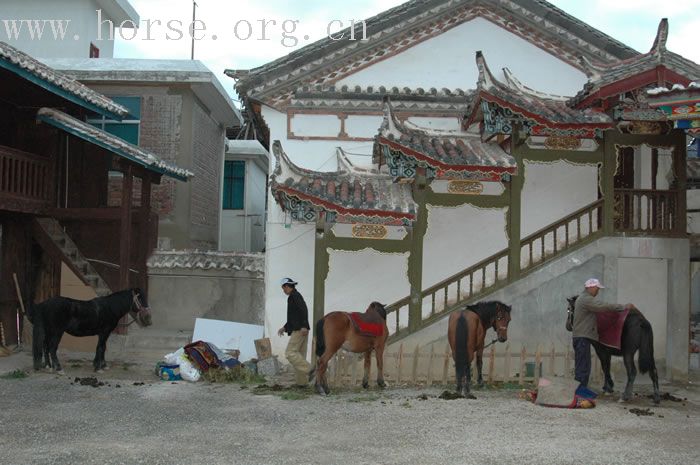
[
  {"left": 315, "top": 385, "right": 327, "bottom": 396},
  {"left": 466, "top": 393, "right": 477, "bottom": 400}
]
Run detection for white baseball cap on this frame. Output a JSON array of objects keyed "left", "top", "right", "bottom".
[
  {"left": 584, "top": 278, "right": 605, "bottom": 289},
  {"left": 280, "top": 277, "right": 298, "bottom": 286}
]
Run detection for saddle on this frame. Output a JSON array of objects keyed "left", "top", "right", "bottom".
[{"left": 349, "top": 311, "right": 385, "bottom": 337}]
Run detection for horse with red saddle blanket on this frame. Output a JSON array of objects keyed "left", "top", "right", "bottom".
[
  {"left": 311, "top": 302, "right": 388, "bottom": 396},
  {"left": 566, "top": 296, "right": 660, "bottom": 404}
]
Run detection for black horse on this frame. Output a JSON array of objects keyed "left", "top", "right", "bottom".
[
  {"left": 566, "top": 296, "right": 660, "bottom": 404},
  {"left": 27, "top": 289, "right": 152, "bottom": 373}
]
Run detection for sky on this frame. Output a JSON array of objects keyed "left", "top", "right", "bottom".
[{"left": 114, "top": 0, "right": 700, "bottom": 102}]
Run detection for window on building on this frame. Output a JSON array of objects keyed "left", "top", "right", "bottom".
[
  {"left": 223, "top": 160, "right": 245, "bottom": 209},
  {"left": 90, "top": 43, "right": 100, "bottom": 58},
  {"left": 86, "top": 96, "right": 141, "bottom": 145}
]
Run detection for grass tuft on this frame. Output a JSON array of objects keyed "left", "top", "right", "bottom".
[{"left": 1, "top": 369, "right": 28, "bottom": 379}]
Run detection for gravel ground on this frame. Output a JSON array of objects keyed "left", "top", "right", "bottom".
[{"left": 1, "top": 351, "right": 699, "bottom": 465}]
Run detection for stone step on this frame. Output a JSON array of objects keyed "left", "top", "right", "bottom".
[{"left": 110, "top": 329, "right": 194, "bottom": 353}]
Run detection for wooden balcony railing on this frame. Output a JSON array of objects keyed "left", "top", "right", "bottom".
[
  {"left": 385, "top": 198, "right": 605, "bottom": 341},
  {"left": 0, "top": 145, "right": 53, "bottom": 213},
  {"left": 614, "top": 189, "right": 679, "bottom": 235}
]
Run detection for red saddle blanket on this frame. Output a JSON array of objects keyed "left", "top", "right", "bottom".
[
  {"left": 596, "top": 309, "right": 630, "bottom": 350},
  {"left": 349, "top": 313, "right": 384, "bottom": 337}
]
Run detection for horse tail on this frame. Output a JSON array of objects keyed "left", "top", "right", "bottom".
[
  {"left": 31, "top": 304, "right": 45, "bottom": 370},
  {"left": 455, "top": 313, "right": 468, "bottom": 380},
  {"left": 315, "top": 318, "right": 326, "bottom": 358},
  {"left": 638, "top": 319, "right": 655, "bottom": 374}
]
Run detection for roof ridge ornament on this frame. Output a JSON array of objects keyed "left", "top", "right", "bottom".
[
  {"left": 578, "top": 55, "right": 605, "bottom": 81},
  {"left": 475, "top": 51, "right": 497, "bottom": 90},
  {"left": 502, "top": 67, "right": 570, "bottom": 101},
  {"left": 650, "top": 18, "right": 669, "bottom": 55}
]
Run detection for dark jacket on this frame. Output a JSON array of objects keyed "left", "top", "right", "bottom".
[
  {"left": 572, "top": 290, "right": 624, "bottom": 340},
  {"left": 284, "top": 289, "right": 310, "bottom": 335}
]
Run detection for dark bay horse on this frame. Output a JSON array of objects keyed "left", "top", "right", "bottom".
[
  {"left": 27, "top": 289, "right": 152, "bottom": 373},
  {"left": 312, "top": 302, "right": 388, "bottom": 396},
  {"left": 566, "top": 296, "right": 660, "bottom": 404},
  {"left": 448, "top": 301, "right": 512, "bottom": 397}
]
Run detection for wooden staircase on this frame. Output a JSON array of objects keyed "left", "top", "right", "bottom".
[
  {"left": 32, "top": 217, "right": 112, "bottom": 297},
  {"left": 386, "top": 199, "right": 605, "bottom": 342}
]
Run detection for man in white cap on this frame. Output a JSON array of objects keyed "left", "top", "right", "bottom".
[
  {"left": 277, "top": 278, "right": 311, "bottom": 386},
  {"left": 572, "top": 278, "right": 632, "bottom": 388}
]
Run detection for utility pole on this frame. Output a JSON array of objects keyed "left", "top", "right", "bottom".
[{"left": 191, "top": 0, "right": 198, "bottom": 60}]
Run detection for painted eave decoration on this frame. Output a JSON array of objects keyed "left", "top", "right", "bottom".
[
  {"left": 226, "top": 0, "right": 637, "bottom": 109},
  {"left": 270, "top": 141, "right": 416, "bottom": 226},
  {"left": 36, "top": 108, "right": 193, "bottom": 181},
  {"left": 569, "top": 19, "right": 700, "bottom": 109},
  {"left": 375, "top": 97, "right": 516, "bottom": 182},
  {"left": 646, "top": 82, "right": 700, "bottom": 127},
  {"left": 0, "top": 41, "right": 128, "bottom": 120},
  {"left": 468, "top": 51, "right": 614, "bottom": 140}
]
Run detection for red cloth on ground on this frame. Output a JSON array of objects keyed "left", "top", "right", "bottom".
[
  {"left": 596, "top": 309, "right": 630, "bottom": 349},
  {"left": 349, "top": 313, "right": 384, "bottom": 337}
]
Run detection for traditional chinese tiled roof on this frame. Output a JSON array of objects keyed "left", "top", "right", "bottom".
[
  {"left": 271, "top": 141, "right": 416, "bottom": 225},
  {"left": 289, "top": 85, "right": 474, "bottom": 113},
  {"left": 37, "top": 108, "right": 193, "bottom": 181},
  {"left": 647, "top": 82, "right": 700, "bottom": 97},
  {"left": 228, "top": 0, "right": 636, "bottom": 107},
  {"left": 467, "top": 51, "right": 613, "bottom": 134},
  {"left": 0, "top": 41, "right": 128, "bottom": 119},
  {"left": 376, "top": 97, "right": 516, "bottom": 180},
  {"left": 147, "top": 250, "right": 264, "bottom": 277},
  {"left": 570, "top": 19, "right": 700, "bottom": 108}
]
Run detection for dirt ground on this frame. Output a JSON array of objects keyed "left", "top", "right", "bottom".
[{"left": 1, "top": 350, "right": 699, "bottom": 465}]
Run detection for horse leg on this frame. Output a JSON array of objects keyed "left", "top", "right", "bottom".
[
  {"left": 593, "top": 344, "right": 614, "bottom": 393},
  {"left": 362, "top": 351, "right": 371, "bottom": 389},
  {"left": 462, "top": 351, "right": 475, "bottom": 398},
  {"left": 48, "top": 333, "right": 64, "bottom": 373},
  {"left": 94, "top": 333, "right": 109, "bottom": 371},
  {"left": 476, "top": 349, "right": 484, "bottom": 387},
  {"left": 650, "top": 362, "right": 661, "bottom": 405},
  {"left": 315, "top": 352, "right": 333, "bottom": 395},
  {"left": 620, "top": 351, "right": 637, "bottom": 402},
  {"left": 375, "top": 341, "right": 387, "bottom": 388}
]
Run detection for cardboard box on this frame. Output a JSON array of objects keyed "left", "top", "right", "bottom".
[{"left": 255, "top": 337, "right": 272, "bottom": 360}]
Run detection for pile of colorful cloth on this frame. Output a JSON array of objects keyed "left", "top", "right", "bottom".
[{"left": 183, "top": 340, "right": 241, "bottom": 371}]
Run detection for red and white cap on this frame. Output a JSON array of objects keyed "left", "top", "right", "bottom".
[{"left": 584, "top": 278, "right": 605, "bottom": 289}]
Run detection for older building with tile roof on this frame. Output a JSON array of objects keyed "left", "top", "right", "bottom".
[{"left": 227, "top": 3, "right": 696, "bottom": 381}]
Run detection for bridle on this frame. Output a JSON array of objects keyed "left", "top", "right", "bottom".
[
  {"left": 485, "top": 304, "right": 510, "bottom": 348},
  {"left": 125, "top": 291, "right": 148, "bottom": 326}
]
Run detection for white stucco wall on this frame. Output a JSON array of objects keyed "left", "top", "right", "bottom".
[
  {"left": 422, "top": 204, "right": 508, "bottom": 292},
  {"left": 336, "top": 17, "right": 588, "bottom": 96},
  {"left": 0, "top": 0, "right": 135, "bottom": 58},
  {"left": 521, "top": 160, "right": 599, "bottom": 238},
  {"left": 264, "top": 222, "right": 316, "bottom": 356},
  {"left": 325, "top": 248, "right": 410, "bottom": 318}
]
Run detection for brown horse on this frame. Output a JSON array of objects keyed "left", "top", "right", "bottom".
[
  {"left": 448, "top": 301, "right": 512, "bottom": 397},
  {"left": 311, "top": 302, "right": 388, "bottom": 396}
]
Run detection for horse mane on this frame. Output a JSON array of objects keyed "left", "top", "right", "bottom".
[{"left": 466, "top": 301, "right": 510, "bottom": 327}]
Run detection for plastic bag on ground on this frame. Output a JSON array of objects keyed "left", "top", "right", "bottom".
[{"left": 178, "top": 353, "right": 201, "bottom": 382}]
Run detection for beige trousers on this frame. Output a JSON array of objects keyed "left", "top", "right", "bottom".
[{"left": 285, "top": 330, "right": 311, "bottom": 385}]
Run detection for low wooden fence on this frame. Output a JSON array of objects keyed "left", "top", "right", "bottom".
[{"left": 324, "top": 343, "right": 606, "bottom": 388}]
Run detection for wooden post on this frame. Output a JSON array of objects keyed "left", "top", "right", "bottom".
[
  {"left": 442, "top": 343, "right": 450, "bottom": 385},
  {"left": 503, "top": 344, "right": 511, "bottom": 382},
  {"left": 519, "top": 346, "right": 526, "bottom": 385},
  {"left": 139, "top": 174, "right": 152, "bottom": 292},
  {"left": 549, "top": 344, "right": 556, "bottom": 376},
  {"left": 426, "top": 345, "right": 435, "bottom": 386},
  {"left": 119, "top": 165, "right": 133, "bottom": 290},
  {"left": 333, "top": 353, "right": 341, "bottom": 386},
  {"left": 487, "top": 345, "right": 495, "bottom": 384},
  {"left": 411, "top": 345, "right": 420, "bottom": 384},
  {"left": 351, "top": 355, "right": 358, "bottom": 386},
  {"left": 396, "top": 343, "right": 404, "bottom": 384},
  {"left": 535, "top": 345, "right": 542, "bottom": 384}
]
